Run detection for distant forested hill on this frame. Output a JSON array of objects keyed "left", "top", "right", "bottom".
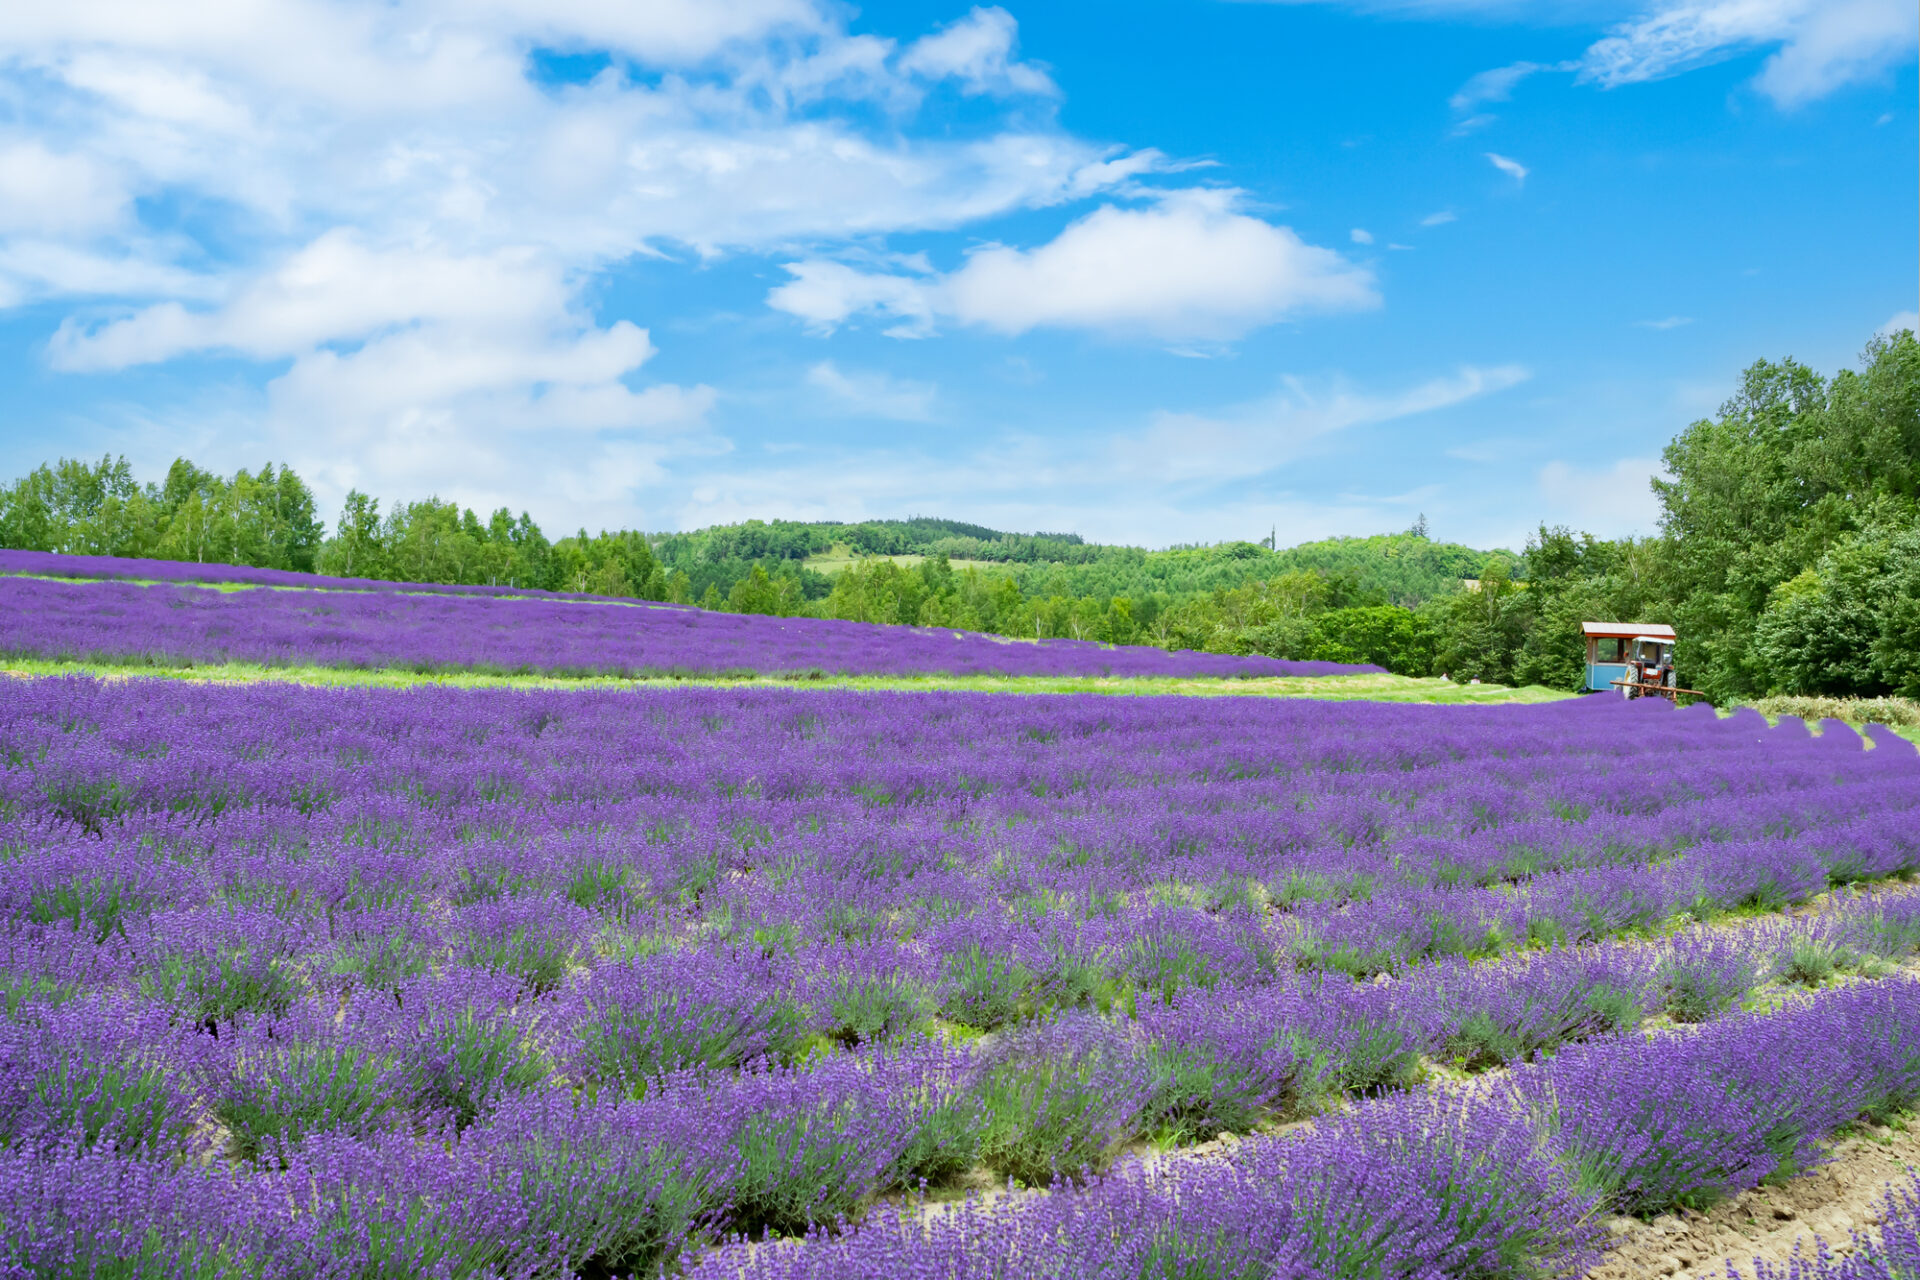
[{"left": 646, "top": 518, "right": 1504, "bottom": 607}]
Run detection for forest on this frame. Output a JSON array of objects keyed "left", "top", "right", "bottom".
[{"left": 2, "top": 330, "right": 1913, "bottom": 701}]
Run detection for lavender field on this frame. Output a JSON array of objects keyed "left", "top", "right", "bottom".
[
  {"left": 0, "top": 569, "right": 1375, "bottom": 681},
  {"left": 0, "top": 549, "right": 608, "bottom": 601},
  {"left": 5, "top": 674, "right": 1920, "bottom": 1277}
]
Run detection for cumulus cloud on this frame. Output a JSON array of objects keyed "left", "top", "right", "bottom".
[
  {"left": 1350, "top": 227, "right": 1375, "bottom": 244},
  {"left": 48, "top": 232, "right": 578, "bottom": 369},
  {"left": 0, "top": 0, "right": 1168, "bottom": 522},
  {"left": 898, "top": 6, "right": 1056, "bottom": 96},
  {"left": 770, "top": 189, "right": 1377, "bottom": 343}
]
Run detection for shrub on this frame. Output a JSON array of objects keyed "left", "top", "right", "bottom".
[
  {"left": 569, "top": 950, "right": 808, "bottom": 1096},
  {"left": 977, "top": 1013, "right": 1151, "bottom": 1185}
]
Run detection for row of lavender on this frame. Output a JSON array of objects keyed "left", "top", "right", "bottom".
[
  {"left": 12, "top": 975, "right": 1920, "bottom": 1279},
  {"left": 6, "top": 679, "right": 1913, "bottom": 986},
  {"left": 2, "top": 679, "right": 1916, "bottom": 1276},
  {"left": 684, "top": 978, "right": 1920, "bottom": 1280},
  {"left": 10, "top": 876, "right": 1920, "bottom": 1177},
  {"left": 0, "top": 560, "right": 1373, "bottom": 680},
  {"left": 0, "top": 548, "right": 609, "bottom": 602}
]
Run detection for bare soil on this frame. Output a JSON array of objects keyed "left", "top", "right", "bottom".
[{"left": 1583, "top": 1122, "right": 1918, "bottom": 1279}]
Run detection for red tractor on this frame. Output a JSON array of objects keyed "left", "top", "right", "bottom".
[{"left": 1618, "top": 634, "right": 1677, "bottom": 700}]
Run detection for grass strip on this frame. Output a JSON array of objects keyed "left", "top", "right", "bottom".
[{"left": 0, "top": 657, "right": 1573, "bottom": 703}]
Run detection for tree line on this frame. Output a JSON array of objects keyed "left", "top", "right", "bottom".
[{"left": 3, "top": 329, "right": 1912, "bottom": 699}]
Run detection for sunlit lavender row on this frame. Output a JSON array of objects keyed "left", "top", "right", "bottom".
[
  {"left": 3, "top": 677, "right": 1918, "bottom": 1274},
  {"left": 0, "top": 571, "right": 1376, "bottom": 680}
]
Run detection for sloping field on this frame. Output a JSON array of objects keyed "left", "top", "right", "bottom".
[
  {"left": 0, "top": 548, "right": 601, "bottom": 601},
  {"left": 0, "top": 571, "right": 1377, "bottom": 681},
  {"left": 4, "top": 678, "right": 1919, "bottom": 1276}
]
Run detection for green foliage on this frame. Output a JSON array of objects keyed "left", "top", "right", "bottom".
[
  {"left": 1312, "top": 606, "right": 1438, "bottom": 675},
  {"left": 1751, "top": 524, "right": 1920, "bottom": 698},
  {"left": 413, "top": 1009, "right": 549, "bottom": 1129},
  {"left": 28, "top": 1052, "right": 187, "bottom": 1155},
  {"left": 1655, "top": 330, "right": 1919, "bottom": 702},
  {"left": 0, "top": 455, "right": 322, "bottom": 570},
  {"left": 213, "top": 1042, "right": 399, "bottom": 1165}
]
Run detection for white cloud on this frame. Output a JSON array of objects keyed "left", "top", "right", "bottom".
[
  {"left": 0, "top": 141, "right": 130, "bottom": 235},
  {"left": 48, "top": 231, "right": 577, "bottom": 369},
  {"left": 1880, "top": 310, "right": 1919, "bottom": 336},
  {"left": 0, "top": 0, "right": 1193, "bottom": 523},
  {"left": 897, "top": 6, "right": 1056, "bottom": 96},
  {"left": 1536, "top": 456, "right": 1666, "bottom": 535},
  {"left": 1123, "top": 365, "right": 1530, "bottom": 483},
  {"left": 768, "top": 259, "right": 941, "bottom": 338},
  {"left": 1577, "top": 0, "right": 1917, "bottom": 107},
  {"left": 1486, "top": 151, "right": 1528, "bottom": 183},
  {"left": 806, "top": 361, "right": 937, "bottom": 420},
  {"left": 770, "top": 189, "right": 1378, "bottom": 343},
  {"left": 1, "top": 5, "right": 1126, "bottom": 284},
  {"left": 1350, "top": 227, "right": 1375, "bottom": 244},
  {"left": 1635, "top": 315, "right": 1694, "bottom": 330},
  {"left": 655, "top": 362, "right": 1529, "bottom": 547},
  {"left": 1449, "top": 60, "right": 1555, "bottom": 114},
  {"left": 1420, "top": 210, "right": 1457, "bottom": 226}
]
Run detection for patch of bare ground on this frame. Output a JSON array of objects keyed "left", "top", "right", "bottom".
[{"left": 1583, "top": 1122, "right": 1919, "bottom": 1280}]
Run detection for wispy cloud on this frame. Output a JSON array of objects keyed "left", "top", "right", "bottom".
[
  {"left": 1450, "top": 60, "right": 1561, "bottom": 116},
  {"left": 660, "top": 362, "right": 1532, "bottom": 546},
  {"left": 1351, "top": 227, "right": 1375, "bottom": 244},
  {"left": 805, "top": 361, "right": 937, "bottom": 420},
  {"left": 1580, "top": 0, "right": 1917, "bottom": 107},
  {"left": 1635, "top": 315, "right": 1694, "bottom": 330},
  {"left": 1537, "top": 456, "right": 1667, "bottom": 536},
  {"left": 1485, "top": 152, "right": 1529, "bottom": 183},
  {"left": 1436, "top": 0, "right": 1915, "bottom": 118},
  {"left": 1420, "top": 210, "right": 1458, "bottom": 227},
  {"left": 1881, "top": 310, "right": 1919, "bottom": 336}
]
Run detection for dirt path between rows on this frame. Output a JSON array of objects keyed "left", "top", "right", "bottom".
[{"left": 1584, "top": 1121, "right": 1918, "bottom": 1279}]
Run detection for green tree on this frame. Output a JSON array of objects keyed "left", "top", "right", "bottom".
[
  {"left": 1428, "top": 559, "right": 1526, "bottom": 684},
  {"left": 1753, "top": 525, "right": 1919, "bottom": 697},
  {"left": 321, "top": 490, "right": 386, "bottom": 578},
  {"left": 1313, "top": 606, "right": 1437, "bottom": 676},
  {"left": 1654, "top": 331, "right": 1919, "bottom": 701}
]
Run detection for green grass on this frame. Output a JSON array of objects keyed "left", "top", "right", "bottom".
[
  {"left": 1735, "top": 704, "right": 1920, "bottom": 748},
  {"left": 1, "top": 656, "right": 1574, "bottom": 703},
  {"left": 800, "top": 545, "right": 998, "bottom": 576}
]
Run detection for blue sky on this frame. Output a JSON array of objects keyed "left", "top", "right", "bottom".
[{"left": 1, "top": 0, "right": 1913, "bottom": 551}]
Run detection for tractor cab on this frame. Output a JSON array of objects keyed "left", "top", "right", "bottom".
[
  {"left": 1623, "top": 635, "right": 1676, "bottom": 698},
  {"left": 1581, "top": 622, "right": 1676, "bottom": 695}
]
